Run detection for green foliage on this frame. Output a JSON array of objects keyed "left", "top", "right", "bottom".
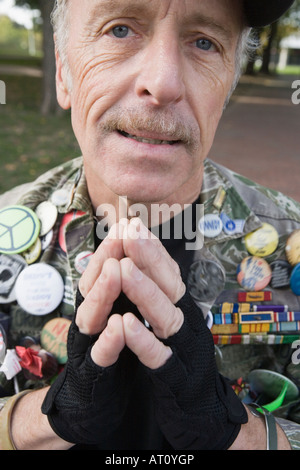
[
  {"left": 0, "top": 75, "right": 80, "bottom": 193},
  {"left": 14, "top": 0, "right": 40, "bottom": 9},
  {"left": 0, "top": 15, "right": 42, "bottom": 57},
  {"left": 277, "top": 0, "right": 300, "bottom": 42}
]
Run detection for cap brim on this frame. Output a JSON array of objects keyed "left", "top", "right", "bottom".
[{"left": 244, "top": 0, "right": 295, "bottom": 27}]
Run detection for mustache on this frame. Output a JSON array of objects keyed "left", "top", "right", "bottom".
[{"left": 99, "top": 107, "right": 199, "bottom": 149}]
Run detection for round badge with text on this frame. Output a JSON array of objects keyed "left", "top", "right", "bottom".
[
  {"left": 244, "top": 223, "right": 279, "bottom": 257},
  {"left": 40, "top": 317, "right": 71, "bottom": 364},
  {"left": 0, "top": 205, "right": 40, "bottom": 255},
  {"left": 285, "top": 230, "right": 300, "bottom": 266},
  {"left": 15, "top": 263, "right": 64, "bottom": 315},
  {"left": 198, "top": 214, "right": 223, "bottom": 238},
  {"left": 237, "top": 256, "right": 272, "bottom": 291}
]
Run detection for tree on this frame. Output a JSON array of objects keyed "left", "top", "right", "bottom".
[
  {"left": 15, "top": 0, "right": 60, "bottom": 115},
  {"left": 245, "top": 0, "right": 300, "bottom": 75},
  {"left": 259, "top": 21, "right": 279, "bottom": 74}
]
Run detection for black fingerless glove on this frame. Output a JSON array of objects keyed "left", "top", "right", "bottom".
[
  {"left": 41, "top": 290, "right": 127, "bottom": 445},
  {"left": 146, "top": 289, "right": 248, "bottom": 450}
]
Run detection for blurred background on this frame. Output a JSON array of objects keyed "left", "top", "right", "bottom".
[{"left": 0, "top": 0, "right": 299, "bottom": 200}]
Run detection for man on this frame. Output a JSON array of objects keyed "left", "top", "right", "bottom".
[{"left": 0, "top": 0, "right": 299, "bottom": 450}]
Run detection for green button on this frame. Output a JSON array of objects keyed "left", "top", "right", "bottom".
[{"left": 0, "top": 205, "right": 40, "bottom": 255}]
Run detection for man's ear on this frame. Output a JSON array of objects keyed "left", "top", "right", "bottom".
[{"left": 55, "top": 47, "right": 72, "bottom": 110}]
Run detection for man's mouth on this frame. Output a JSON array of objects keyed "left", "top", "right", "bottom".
[{"left": 118, "top": 130, "right": 180, "bottom": 146}]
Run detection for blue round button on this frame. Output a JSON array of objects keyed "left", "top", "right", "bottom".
[{"left": 290, "top": 263, "right": 300, "bottom": 295}]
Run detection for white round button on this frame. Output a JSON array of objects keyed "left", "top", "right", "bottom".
[
  {"left": 51, "top": 189, "right": 69, "bottom": 207},
  {"left": 198, "top": 214, "right": 223, "bottom": 238},
  {"left": 15, "top": 263, "right": 64, "bottom": 315},
  {"left": 35, "top": 201, "right": 58, "bottom": 237}
]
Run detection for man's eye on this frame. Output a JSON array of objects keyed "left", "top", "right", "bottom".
[
  {"left": 196, "top": 38, "right": 216, "bottom": 51},
  {"left": 111, "top": 25, "right": 131, "bottom": 38}
]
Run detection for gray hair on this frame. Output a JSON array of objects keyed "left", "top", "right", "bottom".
[
  {"left": 51, "top": 0, "right": 69, "bottom": 67},
  {"left": 51, "top": 0, "right": 259, "bottom": 102}
]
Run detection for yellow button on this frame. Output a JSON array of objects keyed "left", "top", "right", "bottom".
[
  {"left": 22, "top": 237, "right": 42, "bottom": 264},
  {"left": 244, "top": 223, "right": 279, "bottom": 257},
  {"left": 285, "top": 229, "right": 300, "bottom": 266}
]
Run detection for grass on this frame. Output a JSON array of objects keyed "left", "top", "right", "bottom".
[
  {"left": 276, "top": 65, "right": 300, "bottom": 75},
  {"left": 0, "top": 74, "right": 80, "bottom": 194},
  {"left": 0, "top": 55, "right": 42, "bottom": 67}
]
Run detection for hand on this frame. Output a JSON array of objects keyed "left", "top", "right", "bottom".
[
  {"left": 41, "top": 222, "right": 127, "bottom": 445},
  {"left": 41, "top": 218, "right": 186, "bottom": 445},
  {"left": 77, "top": 217, "right": 186, "bottom": 369},
  {"left": 119, "top": 219, "right": 248, "bottom": 450},
  {"left": 42, "top": 218, "right": 247, "bottom": 449}
]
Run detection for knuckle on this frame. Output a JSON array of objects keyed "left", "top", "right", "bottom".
[
  {"left": 157, "top": 306, "right": 184, "bottom": 339},
  {"left": 170, "top": 257, "right": 181, "bottom": 274},
  {"left": 142, "top": 335, "right": 160, "bottom": 363},
  {"left": 173, "top": 307, "right": 184, "bottom": 333},
  {"left": 151, "top": 244, "right": 163, "bottom": 264},
  {"left": 174, "top": 278, "right": 186, "bottom": 303},
  {"left": 78, "top": 277, "right": 88, "bottom": 298},
  {"left": 146, "top": 280, "right": 160, "bottom": 305},
  {"left": 75, "top": 303, "right": 90, "bottom": 334}
]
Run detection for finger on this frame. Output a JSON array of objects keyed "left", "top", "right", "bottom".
[
  {"left": 78, "top": 220, "right": 128, "bottom": 298},
  {"left": 123, "top": 218, "right": 186, "bottom": 304},
  {"left": 91, "top": 314, "right": 125, "bottom": 367},
  {"left": 120, "top": 257, "right": 184, "bottom": 339},
  {"left": 76, "top": 258, "right": 122, "bottom": 335},
  {"left": 123, "top": 312, "right": 172, "bottom": 369}
]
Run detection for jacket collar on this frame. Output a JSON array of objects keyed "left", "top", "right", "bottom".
[
  {"left": 200, "top": 159, "right": 263, "bottom": 246},
  {"left": 52, "top": 156, "right": 263, "bottom": 245}
]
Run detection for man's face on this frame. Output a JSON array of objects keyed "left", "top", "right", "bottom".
[{"left": 58, "top": 0, "right": 243, "bottom": 206}]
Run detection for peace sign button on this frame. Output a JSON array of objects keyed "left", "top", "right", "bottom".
[{"left": 0, "top": 205, "right": 40, "bottom": 255}]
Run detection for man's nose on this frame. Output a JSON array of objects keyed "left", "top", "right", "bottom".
[{"left": 134, "top": 33, "right": 185, "bottom": 107}]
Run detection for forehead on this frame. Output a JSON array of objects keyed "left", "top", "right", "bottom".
[{"left": 68, "top": 0, "right": 243, "bottom": 34}]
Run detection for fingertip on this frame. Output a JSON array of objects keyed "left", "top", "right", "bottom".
[
  {"left": 91, "top": 314, "right": 125, "bottom": 367},
  {"left": 105, "top": 313, "right": 124, "bottom": 336},
  {"left": 123, "top": 312, "right": 142, "bottom": 334}
]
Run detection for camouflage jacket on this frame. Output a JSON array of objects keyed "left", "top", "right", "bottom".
[{"left": 1, "top": 156, "right": 300, "bottom": 446}]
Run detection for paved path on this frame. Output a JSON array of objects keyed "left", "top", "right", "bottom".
[
  {"left": 0, "top": 64, "right": 42, "bottom": 77},
  {"left": 209, "top": 74, "right": 300, "bottom": 202}
]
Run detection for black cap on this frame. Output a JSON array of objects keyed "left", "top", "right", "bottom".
[{"left": 244, "top": 0, "right": 295, "bottom": 27}]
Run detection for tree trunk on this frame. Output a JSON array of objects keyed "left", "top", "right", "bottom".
[
  {"left": 39, "top": 0, "right": 60, "bottom": 115},
  {"left": 245, "top": 58, "right": 256, "bottom": 75},
  {"left": 260, "top": 22, "right": 278, "bottom": 75}
]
